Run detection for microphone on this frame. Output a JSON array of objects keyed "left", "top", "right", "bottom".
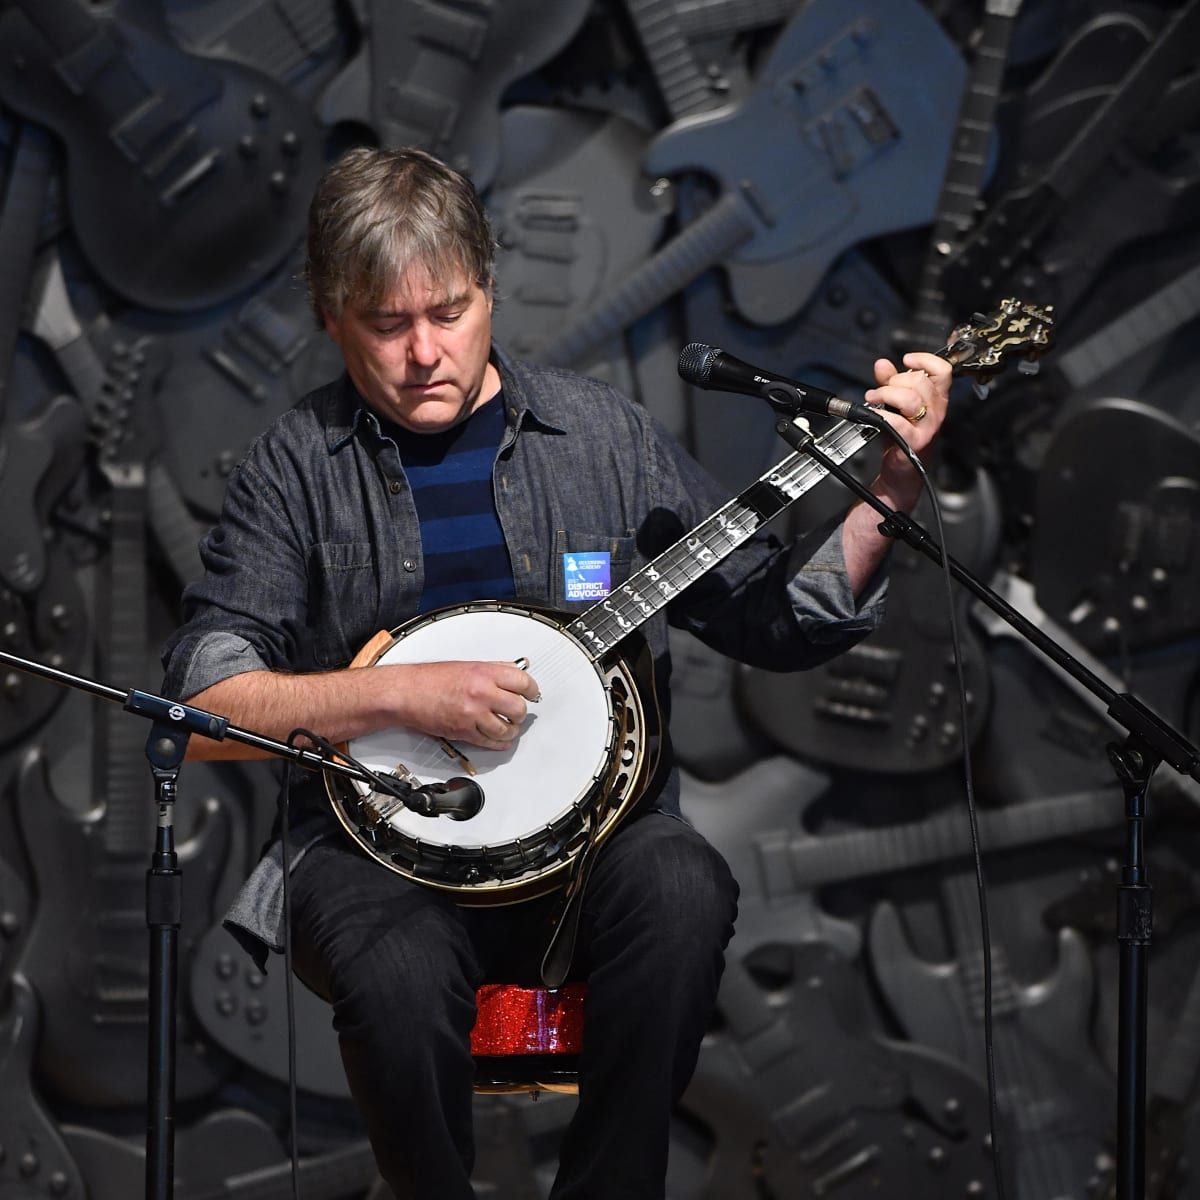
[
  {"left": 367, "top": 772, "right": 485, "bottom": 823},
  {"left": 406, "top": 776, "right": 485, "bottom": 821},
  {"left": 678, "top": 343, "right": 887, "bottom": 428}
]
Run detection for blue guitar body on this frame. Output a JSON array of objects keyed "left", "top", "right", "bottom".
[{"left": 645, "top": 0, "right": 966, "bottom": 324}]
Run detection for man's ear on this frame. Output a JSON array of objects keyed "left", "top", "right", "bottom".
[{"left": 321, "top": 309, "right": 342, "bottom": 343}]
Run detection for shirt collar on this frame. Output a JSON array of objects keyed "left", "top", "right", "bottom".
[{"left": 321, "top": 343, "right": 565, "bottom": 453}]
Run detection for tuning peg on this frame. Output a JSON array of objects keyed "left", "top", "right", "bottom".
[
  {"left": 972, "top": 379, "right": 992, "bottom": 400},
  {"left": 1018, "top": 359, "right": 1041, "bottom": 376}
]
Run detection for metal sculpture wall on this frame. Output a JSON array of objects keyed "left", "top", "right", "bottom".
[{"left": 1, "top": 0, "right": 1199, "bottom": 1196}]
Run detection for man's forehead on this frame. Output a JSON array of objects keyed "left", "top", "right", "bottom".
[{"left": 361, "top": 265, "right": 479, "bottom": 315}]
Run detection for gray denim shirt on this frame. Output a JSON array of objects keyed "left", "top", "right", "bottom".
[{"left": 161, "top": 345, "right": 887, "bottom": 965}]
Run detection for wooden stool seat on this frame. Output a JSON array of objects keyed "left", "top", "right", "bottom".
[{"left": 470, "top": 983, "right": 585, "bottom": 1095}]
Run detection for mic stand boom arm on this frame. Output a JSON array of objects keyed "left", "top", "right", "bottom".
[
  {"left": 0, "top": 644, "right": 422, "bottom": 1200},
  {"left": 774, "top": 411, "right": 1197, "bottom": 1200}
]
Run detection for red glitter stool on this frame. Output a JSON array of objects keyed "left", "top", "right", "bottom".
[{"left": 470, "top": 983, "right": 586, "bottom": 1095}]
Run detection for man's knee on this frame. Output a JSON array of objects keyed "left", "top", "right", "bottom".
[
  {"left": 327, "top": 903, "right": 481, "bottom": 1042},
  {"left": 591, "top": 813, "right": 739, "bottom": 946}
]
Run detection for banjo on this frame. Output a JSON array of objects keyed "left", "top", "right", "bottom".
[{"left": 325, "top": 300, "right": 1054, "bottom": 904}]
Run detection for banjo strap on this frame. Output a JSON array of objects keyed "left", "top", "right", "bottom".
[
  {"left": 541, "top": 665, "right": 671, "bottom": 988},
  {"left": 540, "top": 807, "right": 599, "bottom": 989}
]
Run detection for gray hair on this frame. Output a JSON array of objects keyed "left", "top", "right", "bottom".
[{"left": 304, "top": 147, "right": 496, "bottom": 322}]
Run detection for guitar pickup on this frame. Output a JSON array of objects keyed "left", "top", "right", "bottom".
[
  {"left": 826, "top": 643, "right": 901, "bottom": 684},
  {"left": 411, "top": 0, "right": 491, "bottom": 61},
  {"left": 820, "top": 677, "right": 890, "bottom": 706},
  {"left": 808, "top": 86, "right": 899, "bottom": 179},
  {"left": 846, "top": 86, "right": 899, "bottom": 148},
  {"left": 814, "top": 697, "right": 893, "bottom": 727}
]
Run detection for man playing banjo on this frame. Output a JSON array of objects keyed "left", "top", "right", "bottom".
[{"left": 163, "top": 147, "right": 950, "bottom": 1198}]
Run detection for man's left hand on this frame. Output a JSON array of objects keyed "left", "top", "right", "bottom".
[{"left": 863, "top": 351, "right": 953, "bottom": 512}]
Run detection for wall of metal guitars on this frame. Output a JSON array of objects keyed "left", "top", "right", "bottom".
[{"left": 2, "top": 0, "right": 1199, "bottom": 1195}]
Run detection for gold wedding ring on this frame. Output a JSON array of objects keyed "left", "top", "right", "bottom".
[{"left": 909, "top": 403, "right": 928, "bottom": 424}]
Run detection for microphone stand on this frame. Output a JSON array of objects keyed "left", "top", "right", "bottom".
[
  {"left": 770, "top": 401, "right": 1200, "bottom": 1200},
  {"left": 0, "top": 646, "right": 409, "bottom": 1200}
]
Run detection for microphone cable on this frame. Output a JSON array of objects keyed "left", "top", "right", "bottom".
[
  {"left": 275, "top": 726, "right": 417, "bottom": 1200},
  {"left": 279, "top": 728, "right": 306, "bottom": 1200},
  {"left": 680, "top": 335, "right": 1011, "bottom": 1194},
  {"left": 864, "top": 417, "right": 1008, "bottom": 1200}
]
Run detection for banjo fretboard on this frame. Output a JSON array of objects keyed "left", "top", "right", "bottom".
[{"left": 568, "top": 418, "right": 879, "bottom": 660}]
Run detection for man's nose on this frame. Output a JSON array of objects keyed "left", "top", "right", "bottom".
[{"left": 408, "top": 321, "right": 439, "bottom": 365}]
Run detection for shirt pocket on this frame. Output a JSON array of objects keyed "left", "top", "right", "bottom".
[
  {"left": 551, "top": 530, "right": 637, "bottom": 610},
  {"left": 308, "top": 541, "right": 376, "bottom": 668}
]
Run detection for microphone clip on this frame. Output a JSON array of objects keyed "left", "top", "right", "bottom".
[{"left": 762, "top": 380, "right": 812, "bottom": 415}]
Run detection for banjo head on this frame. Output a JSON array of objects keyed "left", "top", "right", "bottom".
[{"left": 326, "top": 603, "right": 649, "bottom": 902}]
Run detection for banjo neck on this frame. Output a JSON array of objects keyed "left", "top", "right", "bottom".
[
  {"left": 567, "top": 297, "right": 1056, "bottom": 661},
  {"left": 568, "top": 417, "right": 880, "bottom": 661}
]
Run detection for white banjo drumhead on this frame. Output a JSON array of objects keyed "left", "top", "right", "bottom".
[{"left": 349, "top": 608, "right": 614, "bottom": 848}]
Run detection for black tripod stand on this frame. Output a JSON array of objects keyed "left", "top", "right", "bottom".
[
  {"left": 772, "top": 406, "right": 1198, "bottom": 1200},
  {"left": 0, "top": 651, "right": 448, "bottom": 1200}
]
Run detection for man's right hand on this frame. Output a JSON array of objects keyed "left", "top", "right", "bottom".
[
  {"left": 182, "top": 655, "right": 541, "bottom": 761},
  {"left": 382, "top": 660, "right": 541, "bottom": 750}
]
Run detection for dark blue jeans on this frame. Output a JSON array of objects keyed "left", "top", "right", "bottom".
[{"left": 288, "top": 811, "right": 738, "bottom": 1199}]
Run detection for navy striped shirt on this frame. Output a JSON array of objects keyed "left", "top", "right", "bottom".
[{"left": 387, "top": 393, "right": 515, "bottom": 612}]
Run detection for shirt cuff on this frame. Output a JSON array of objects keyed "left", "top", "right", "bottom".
[
  {"left": 166, "top": 630, "right": 272, "bottom": 701},
  {"left": 786, "top": 516, "right": 889, "bottom": 641}
]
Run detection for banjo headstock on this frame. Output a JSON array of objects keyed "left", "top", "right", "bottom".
[{"left": 942, "top": 297, "right": 1055, "bottom": 384}]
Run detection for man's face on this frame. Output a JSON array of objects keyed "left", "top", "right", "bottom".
[{"left": 323, "top": 267, "right": 500, "bottom": 434}]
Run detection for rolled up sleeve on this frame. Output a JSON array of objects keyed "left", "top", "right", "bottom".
[
  {"left": 160, "top": 446, "right": 309, "bottom": 699},
  {"left": 785, "top": 515, "right": 888, "bottom": 644},
  {"left": 162, "top": 630, "right": 273, "bottom": 703}
]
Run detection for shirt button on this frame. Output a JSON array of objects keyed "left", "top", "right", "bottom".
[
  {"left": 388, "top": 480, "right": 402, "bottom": 494},
  {"left": 402, "top": 558, "right": 417, "bottom": 572}
]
